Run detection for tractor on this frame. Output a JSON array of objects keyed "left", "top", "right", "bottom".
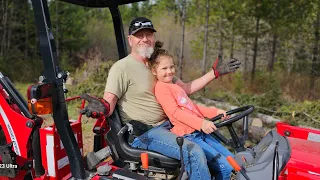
[{"left": 0, "top": 0, "right": 319, "bottom": 179}]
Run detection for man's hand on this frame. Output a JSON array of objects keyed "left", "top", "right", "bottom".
[
  {"left": 212, "top": 54, "right": 241, "bottom": 78},
  {"left": 80, "top": 94, "right": 110, "bottom": 118},
  {"left": 201, "top": 120, "right": 217, "bottom": 134}
]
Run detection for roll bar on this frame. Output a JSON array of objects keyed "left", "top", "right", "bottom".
[{"left": 30, "top": 0, "right": 145, "bottom": 178}]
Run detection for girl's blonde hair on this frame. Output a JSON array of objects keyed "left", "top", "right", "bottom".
[{"left": 148, "top": 41, "right": 173, "bottom": 69}]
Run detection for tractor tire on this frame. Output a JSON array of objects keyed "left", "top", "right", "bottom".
[
  {"left": 23, "top": 173, "right": 32, "bottom": 180},
  {"left": 0, "top": 126, "right": 7, "bottom": 146},
  {"left": 0, "top": 126, "right": 9, "bottom": 180},
  {"left": 0, "top": 126, "right": 33, "bottom": 180}
]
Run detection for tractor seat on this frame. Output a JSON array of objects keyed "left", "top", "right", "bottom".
[{"left": 105, "top": 106, "right": 180, "bottom": 170}]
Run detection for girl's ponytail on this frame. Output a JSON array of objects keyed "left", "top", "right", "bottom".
[{"left": 149, "top": 41, "right": 172, "bottom": 69}]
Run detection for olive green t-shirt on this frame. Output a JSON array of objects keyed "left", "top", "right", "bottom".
[{"left": 105, "top": 54, "right": 168, "bottom": 126}]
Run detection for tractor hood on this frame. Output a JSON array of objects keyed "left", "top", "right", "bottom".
[
  {"left": 59, "top": 0, "right": 147, "bottom": 7},
  {"left": 286, "top": 137, "right": 320, "bottom": 176}
]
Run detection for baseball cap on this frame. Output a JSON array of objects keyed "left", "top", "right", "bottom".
[{"left": 128, "top": 17, "right": 157, "bottom": 35}]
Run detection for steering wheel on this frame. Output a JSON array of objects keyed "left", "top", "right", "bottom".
[{"left": 210, "top": 105, "right": 254, "bottom": 152}]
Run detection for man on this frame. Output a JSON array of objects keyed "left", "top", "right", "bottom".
[{"left": 102, "top": 17, "right": 240, "bottom": 179}]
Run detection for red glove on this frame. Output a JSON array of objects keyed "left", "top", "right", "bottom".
[
  {"left": 80, "top": 94, "right": 110, "bottom": 118},
  {"left": 212, "top": 54, "right": 241, "bottom": 78}
]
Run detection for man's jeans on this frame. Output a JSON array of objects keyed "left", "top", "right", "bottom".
[
  {"left": 184, "top": 131, "right": 234, "bottom": 180},
  {"left": 130, "top": 121, "right": 211, "bottom": 180}
]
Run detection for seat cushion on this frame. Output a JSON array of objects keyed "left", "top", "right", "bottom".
[{"left": 106, "top": 106, "right": 180, "bottom": 170}]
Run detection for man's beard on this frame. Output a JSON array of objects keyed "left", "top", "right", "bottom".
[{"left": 137, "top": 46, "right": 154, "bottom": 58}]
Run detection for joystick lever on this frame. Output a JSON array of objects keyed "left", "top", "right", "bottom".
[
  {"left": 141, "top": 152, "right": 149, "bottom": 178},
  {"left": 227, "top": 156, "right": 250, "bottom": 180}
]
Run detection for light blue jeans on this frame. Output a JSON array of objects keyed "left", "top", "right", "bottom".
[
  {"left": 130, "top": 121, "right": 211, "bottom": 180},
  {"left": 184, "top": 131, "right": 234, "bottom": 180}
]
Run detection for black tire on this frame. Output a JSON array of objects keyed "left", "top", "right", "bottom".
[
  {"left": 0, "top": 126, "right": 33, "bottom": 180},
  {"left": 23, "top": 173, "right": 33, "bottom": 180},
  {"left": 0, "top": 126, "right": 6, "bottom": 146}
]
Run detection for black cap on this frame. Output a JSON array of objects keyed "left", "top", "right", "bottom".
[{"left": 129, "top": 17, "right": 157, "bottom": 35}]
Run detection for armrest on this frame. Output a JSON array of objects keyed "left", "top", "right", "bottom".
[{"left": 117, "top": 124, "right": 129, "bottom": 137}]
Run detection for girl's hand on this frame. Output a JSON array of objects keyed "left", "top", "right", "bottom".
[
  {"left": 216, "top": 109, "right": 229, "bottom": 121},
  {"left": 201, "top": 120, "right": 217, "bottom": 134}
]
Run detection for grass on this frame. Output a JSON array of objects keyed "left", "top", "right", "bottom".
[
  {"left": 67, "top": 101, "right": 96, "bottom": 155},
  {"left": 14, "top": 82, "right": 31, "bottom": 99}
]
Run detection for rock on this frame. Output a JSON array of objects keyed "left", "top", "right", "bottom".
[
  {"left": 66, "top": 77, "right": 74, "bottom": 85},
  {"left": 248, "top": 126, "right": 266, "bottom": 143},
  {"left": 256, "top": 113, "right": 280, "bottom": 124},
  {"left": 251, "top": 118, "right": 263, "bottom": 127}
]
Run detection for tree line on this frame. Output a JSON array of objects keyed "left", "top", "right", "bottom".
[{"left": 0, "top": 0, "right": 319, "bottom": 100}]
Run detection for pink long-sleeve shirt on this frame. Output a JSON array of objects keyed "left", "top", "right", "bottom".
[{"left": 154, "top": 81, "right": 219, "bottom": 136}]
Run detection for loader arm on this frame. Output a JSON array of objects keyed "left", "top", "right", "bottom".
[{"left": 30, "top": 0, "right": 147, "bottom": 179}]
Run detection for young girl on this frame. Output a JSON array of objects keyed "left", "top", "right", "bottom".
[{"left": 149, "top": 41, "right": 234, "bottom": 180}]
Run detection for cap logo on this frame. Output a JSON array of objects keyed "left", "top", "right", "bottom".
[
  {"left": 133, "top": 21, "right": 152, "bottom": 28},
  {"left": 129, "top": 18, "right": 156, "bottom": 35}
]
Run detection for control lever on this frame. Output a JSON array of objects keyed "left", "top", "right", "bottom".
[
  {"left": 227, "top": 156, "right": 250, "bottom": 180},
  {"left": 141, "top": 152, "right": 149, "bottom": 178},
  {"left": 176, "top": 137, "right": 185, "bottom": 180},
  {"left": 86, "top": 146, "right": 112, "bottom": 170}
]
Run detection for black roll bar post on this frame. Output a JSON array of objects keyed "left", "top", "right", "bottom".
[
  {"left": 109, "top": 3, "right": 128, "bottom": 59},
  {"left": 30, "top": 0, "right": 85, "bottom": 179}
]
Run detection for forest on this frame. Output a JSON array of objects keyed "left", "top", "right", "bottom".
[{"left": 0, "top": 0, "right": 319, "bottom": 128}]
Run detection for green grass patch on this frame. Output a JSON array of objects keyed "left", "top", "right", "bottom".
[{"left": 14, "top": 82, "right": 31, "bottom": 100}]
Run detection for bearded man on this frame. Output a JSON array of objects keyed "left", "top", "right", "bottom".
[{"left": 102, "top": 17, "right": 241, "bottom": 179}]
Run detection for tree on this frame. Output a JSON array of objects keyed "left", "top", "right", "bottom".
[
  {"left": 0, "top": 1, "right": 40, "bottom": 81},
  {"left": 0, "top": 0, "right": 10, "bottom": 57},
  {"left": 201, "top": 0, "right": 210, "bottom": 78},
  {"left": 49, "top": 1, "right": 88, "bottom": 69},
  {"left": 178, "top": 0, "right": 187, "bottom": 80},
  {"left": 130, "top": 2, "right": 139, "bottom": 18},
  {"left": 251, "top": 16, "right": 260, "bottom": 83},
  {"left": 310, "top": 0, "right": 320, "bottom": 98},
  {"left": 265, "top": 0, "right": 311, "bottom": 73},
  {"left": 140, "top": 1, "right": 152, "bottom": 16},
  {"left": 246, "top": 0, "right": 270, "bottom": 83}
]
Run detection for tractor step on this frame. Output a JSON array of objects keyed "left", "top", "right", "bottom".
[{"left": 112, "top": 169, "right": 147, "bottom": 180}]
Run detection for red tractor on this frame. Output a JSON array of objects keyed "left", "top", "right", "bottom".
[{"left": 0, "top": 0, "right": 319, "bottom": 180}]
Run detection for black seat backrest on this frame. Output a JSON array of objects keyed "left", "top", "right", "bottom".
[
  {"left": 108, "top": 105, "right": 123, "bottom": 140},
  {"left": 106, "top": 105, "right": 179, "bottom": 169}
]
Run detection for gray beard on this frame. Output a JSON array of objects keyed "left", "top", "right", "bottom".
[{"left": 137, "top": 47, "right": 154, "bottom": 58}]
